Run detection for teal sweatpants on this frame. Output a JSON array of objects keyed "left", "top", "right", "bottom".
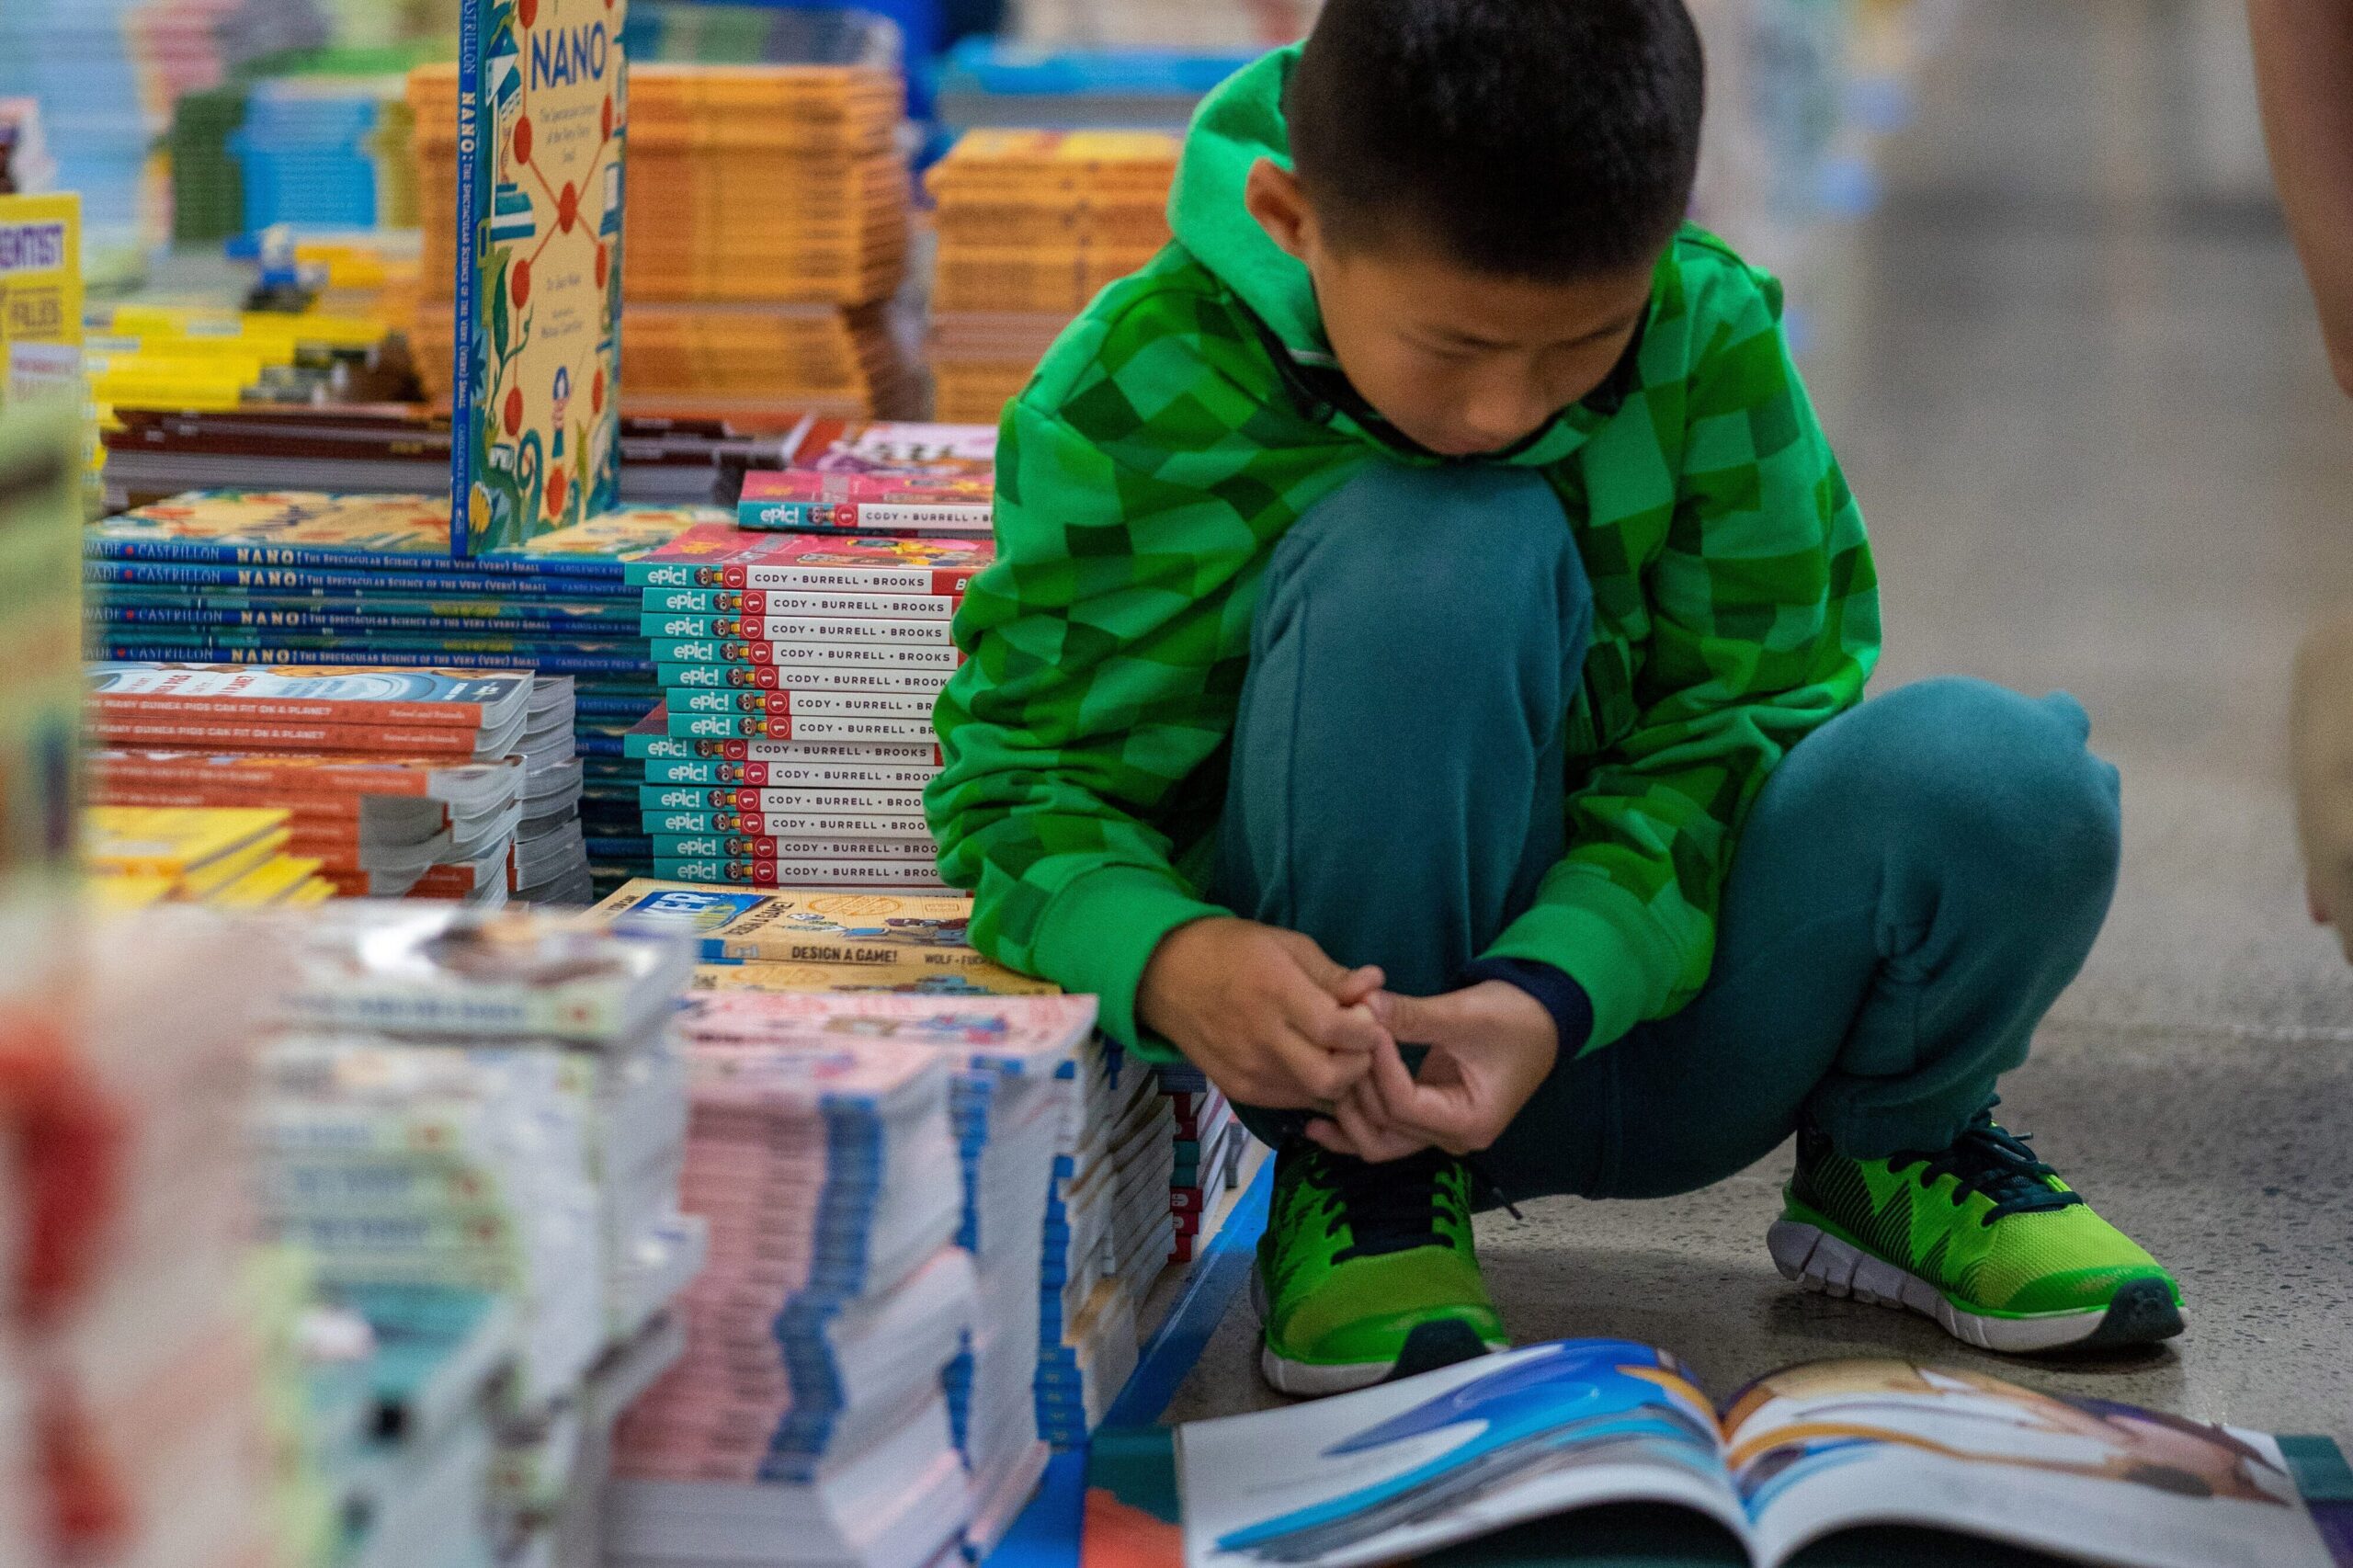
[{"left": 1207, "top": 463, "right": 2122, "bottom": 1201}]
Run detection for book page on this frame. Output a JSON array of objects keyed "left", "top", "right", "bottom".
[
  {"left": 1178, "top": 1340, "right": 1754, "bottom": 1568},
  {"left": 1724, "top": 1359, "right": 2334, "bottom": 1568}
]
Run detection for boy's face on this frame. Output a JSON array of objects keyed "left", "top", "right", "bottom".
[{"left": 1247, "top": 161, "right": 1658, "bottom": 458}]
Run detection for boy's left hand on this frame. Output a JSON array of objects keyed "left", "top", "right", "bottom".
[{"left": 1305, "top": 982, "right": 1558, "bottom": 1163}]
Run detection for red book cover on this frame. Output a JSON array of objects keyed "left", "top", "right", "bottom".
[
  {"left": 85, "top": 665, "right": 525, "bottom": 730},
  {"left": 634, "top": 525, "right": 993, "bottom": 596}
]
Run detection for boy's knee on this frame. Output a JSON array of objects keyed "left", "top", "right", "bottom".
[
  {"left": 1271, "top": 463, "right": 1589, "bottom": 643},
  {"left": 1842, "top": 677, "right": 2122, "bottom": 903}
]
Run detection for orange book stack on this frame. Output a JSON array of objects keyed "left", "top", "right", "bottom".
[
  {"left": 926, "top": 131, "right": 1179, "bottom": 425},
  {"left": 409, "top": 62, "right": 918, "bottom": 421}
]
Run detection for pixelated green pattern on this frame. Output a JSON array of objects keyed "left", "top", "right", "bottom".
[{"left": 927, "top": 228, "right": 1880, "bottom": 1047}]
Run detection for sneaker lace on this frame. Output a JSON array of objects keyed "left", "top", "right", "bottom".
[
  {"left": 1295, "top": 1144, "right": 1466, "bottom": 1263},
  {"left": 1889, "top": 1102, "right": 2085, "bottom": 1225}
]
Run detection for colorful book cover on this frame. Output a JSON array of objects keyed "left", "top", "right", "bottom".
[
  {"left": 452, "top": 0, "right": 629, "bottom": 554},
  {"left": 592, "top": 882, "right": 983, "bottom": 966},
  {"left": 735, "top": 473, "right": 994, "bottom": 537},
  {"left": 676, "top": 990, "right": 1096, "bottom": 1076},
  {"left": 783, "top": 421, "right": 997, "bottom": 482},
  {"left": 0, "top": 193, "right": 84, "bottom": 411},
  {"left": 625, "top": 526, "right": 993, "bottom": 594},
  {"left": 688, "top": 960, "right": 1059, "bottom": 998}
]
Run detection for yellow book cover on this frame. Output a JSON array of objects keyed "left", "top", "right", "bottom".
[
  {"left": 210, "top": 852, "right": 329, "bottom": 908},
  {"left": 176, "top": 828, "right": 294, "bottom": 900},
  {"left": 0, "top": 193, "right": 83, "bottom": 411},
  {"left": 85, "top": 805, "right": 291, "bottom": 880}
]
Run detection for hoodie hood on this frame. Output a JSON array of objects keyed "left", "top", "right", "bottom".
[
  {"left": 1166, "top": 45, "right": 1331, "bottom": 362},
  {"left": 1165, "top": 43, "right": 1633, "bottom": 468}
]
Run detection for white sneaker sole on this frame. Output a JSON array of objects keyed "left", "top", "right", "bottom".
[{"left": 1768, "top": 1220, "right": 2183, "bottom": 1354}]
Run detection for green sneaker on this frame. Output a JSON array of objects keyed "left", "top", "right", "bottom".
[
  {"left": 1254, "top": 1143, "right": 1509, "bottom": 1396},
  {"left": 1770, "top": 1106, "right": 2184, "bottom": 1355}
]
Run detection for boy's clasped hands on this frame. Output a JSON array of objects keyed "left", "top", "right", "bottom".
[{"left": 1139, "top": 917, "right": 1559, "bottom": 1163}]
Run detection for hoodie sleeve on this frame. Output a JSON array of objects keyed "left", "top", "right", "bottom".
[
  {"left": 925, "top": 282, "right": 1360, "bottom": 1056},
  {"left": 1477, "top": 257, "right": 1881, "bottom": 1051}
]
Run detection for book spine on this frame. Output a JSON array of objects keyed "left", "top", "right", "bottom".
[
  {"left": 650, "top": 639, "right": 958, "bottom": 671},
  {"left": 735, "top": 499, "right": 994, "bottom": 534},
  {"left": 92, "top": 717, "right": 484, "bottom": 756},
  {"left": 664, "top": 711, "right": 939, "bottom": 743},
  {"left": 655, "top": 664, "right": 949, "bottom": 697},
  {"left": 86, "top": 756, "right": 437, "bottom": 800},
  {"left": 638, "top": 786, "right": 928, "bottom": 813},
  {"left": 88, "top": 693, "right": 488, "bottom": 730},
  {"left": 652, "top": 831, "right": 935, "bottom": 860},
  {"left": 637, "top": 757, "right": 942, "bottom": 789},
  {"left": 450, "top": 0, "right": 483, "bottom": 553},
  {"left": 653, "top": 858, "right": 949, "bottom": 890},
  {"left": 97, "top": 606, "right": 638, "bottom": 637},
  {"left": 665, "top": 689, "right": 937, "bottom": 722},
  {"left": 629, "top": 562, "right": 983, "bottom": 597},
  {"left": 87, "top": 562, "right": 635, "bottom": 597},
  {"left": 96, "top": 643, "right": 654, "bottom": 676},
  {"left": 640, "top": 811, "right": 929, "bottom": 838},
  {"left": 637, "top": 587, "right": 961, "bottom": 620},
  {"left": 624, "top": 732, "right": 945, "bottom": 762},
  {"left": 90, "top": 782, "right": 375, "bottom": 819},
  {"left": 88, "top": 538, "right": 622, "bottom": 578},
  {"left": 639, "top": 614, "right": 957, "bottom": 646}
]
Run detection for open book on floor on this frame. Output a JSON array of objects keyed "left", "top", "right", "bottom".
[{"left": 1084, "top": 1341, "right": 2353, "bottom": 1568}]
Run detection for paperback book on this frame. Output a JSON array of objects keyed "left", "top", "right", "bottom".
[{"left": 1155, "top": 1344, "right": 2350, "bottom": 1568}]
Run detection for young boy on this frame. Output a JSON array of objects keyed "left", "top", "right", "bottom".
[{"left": 927, "top": 0, "right": 2181, "bottom": 1395}]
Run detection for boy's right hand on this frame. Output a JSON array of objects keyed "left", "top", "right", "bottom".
[{"left": 1138, "top": 918, "right": 1392, "bottom": 1110}]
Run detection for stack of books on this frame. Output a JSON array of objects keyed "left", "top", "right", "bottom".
[
  {"left": 52, "top": 908, "right": 286, "bottom": 1568},
  {"left": 607, "top": 1027, "right": 974, "bottom": 1568},
  {"left": 1035, "top": 1031, "right": 1173, "bottom": 1446},
  {"left": 1164, "top": 1067, "right": 1261, "bottom": 1265},
  {"left": 259, "top": 905, "right": 705, "bottom": 1566},
  {"left": 925, "top": 131, "right": 1178, "bottom": 424},
  {"left": 85, "top": 803, "right": 335, "bottom": 908},
  {"left": 620, "top": 524, "right": 993, "bottom": 889},
  {"left": 674, "top": 990, "right": 1090, "bottom": 1551},
  {"left": 84, "top": 663, "right": 587, "bottom": 905},
  {"left": 84, "top": 491, "right": 725, "bottom": 892}
]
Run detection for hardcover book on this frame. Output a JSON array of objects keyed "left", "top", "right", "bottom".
[{"left": 451, "top": 0, "right": 629, "bottom": 553}]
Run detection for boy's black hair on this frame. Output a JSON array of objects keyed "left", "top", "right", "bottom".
[{"left": 1286, "top": 0, "right": 1706, "bottom": 280}]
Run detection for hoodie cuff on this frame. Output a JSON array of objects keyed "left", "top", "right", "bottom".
[{"left": 1457, "top": 957, "right": 1596, "bottom": 1059}]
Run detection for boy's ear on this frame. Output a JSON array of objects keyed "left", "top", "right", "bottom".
[{"left": 1245, "top": 158, "right": 1316, "bottom": 262}]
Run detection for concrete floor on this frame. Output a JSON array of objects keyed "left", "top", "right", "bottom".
[{"left": 1168, "top": 0, "right": 2353, "bottom": 1437}]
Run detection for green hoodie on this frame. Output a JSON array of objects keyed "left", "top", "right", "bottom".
[{"left": 926, "top": 45, "right": 1881, "bottom": 1060}]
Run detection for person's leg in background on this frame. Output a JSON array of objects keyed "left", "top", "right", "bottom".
[
  {"left": 1486, "top": 676, "right": 2183, "bottom": 1352},
  {"left": 1209, "top": 460, "right": 1591, "bottom": 1392}
]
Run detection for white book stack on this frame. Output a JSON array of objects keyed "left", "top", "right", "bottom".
[
  {"left": 1035, "top": 1034, "right": 1176, "bottom": 1447},
  {"left": 608, "top": 1030, "right": 975, "bottom": 1568},
  {"left": 668, "top": 991, "right": 1093, "bottom": 1554},
  {"left": 259, "top": 905, "right": 703, "bottom": 1564}
]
